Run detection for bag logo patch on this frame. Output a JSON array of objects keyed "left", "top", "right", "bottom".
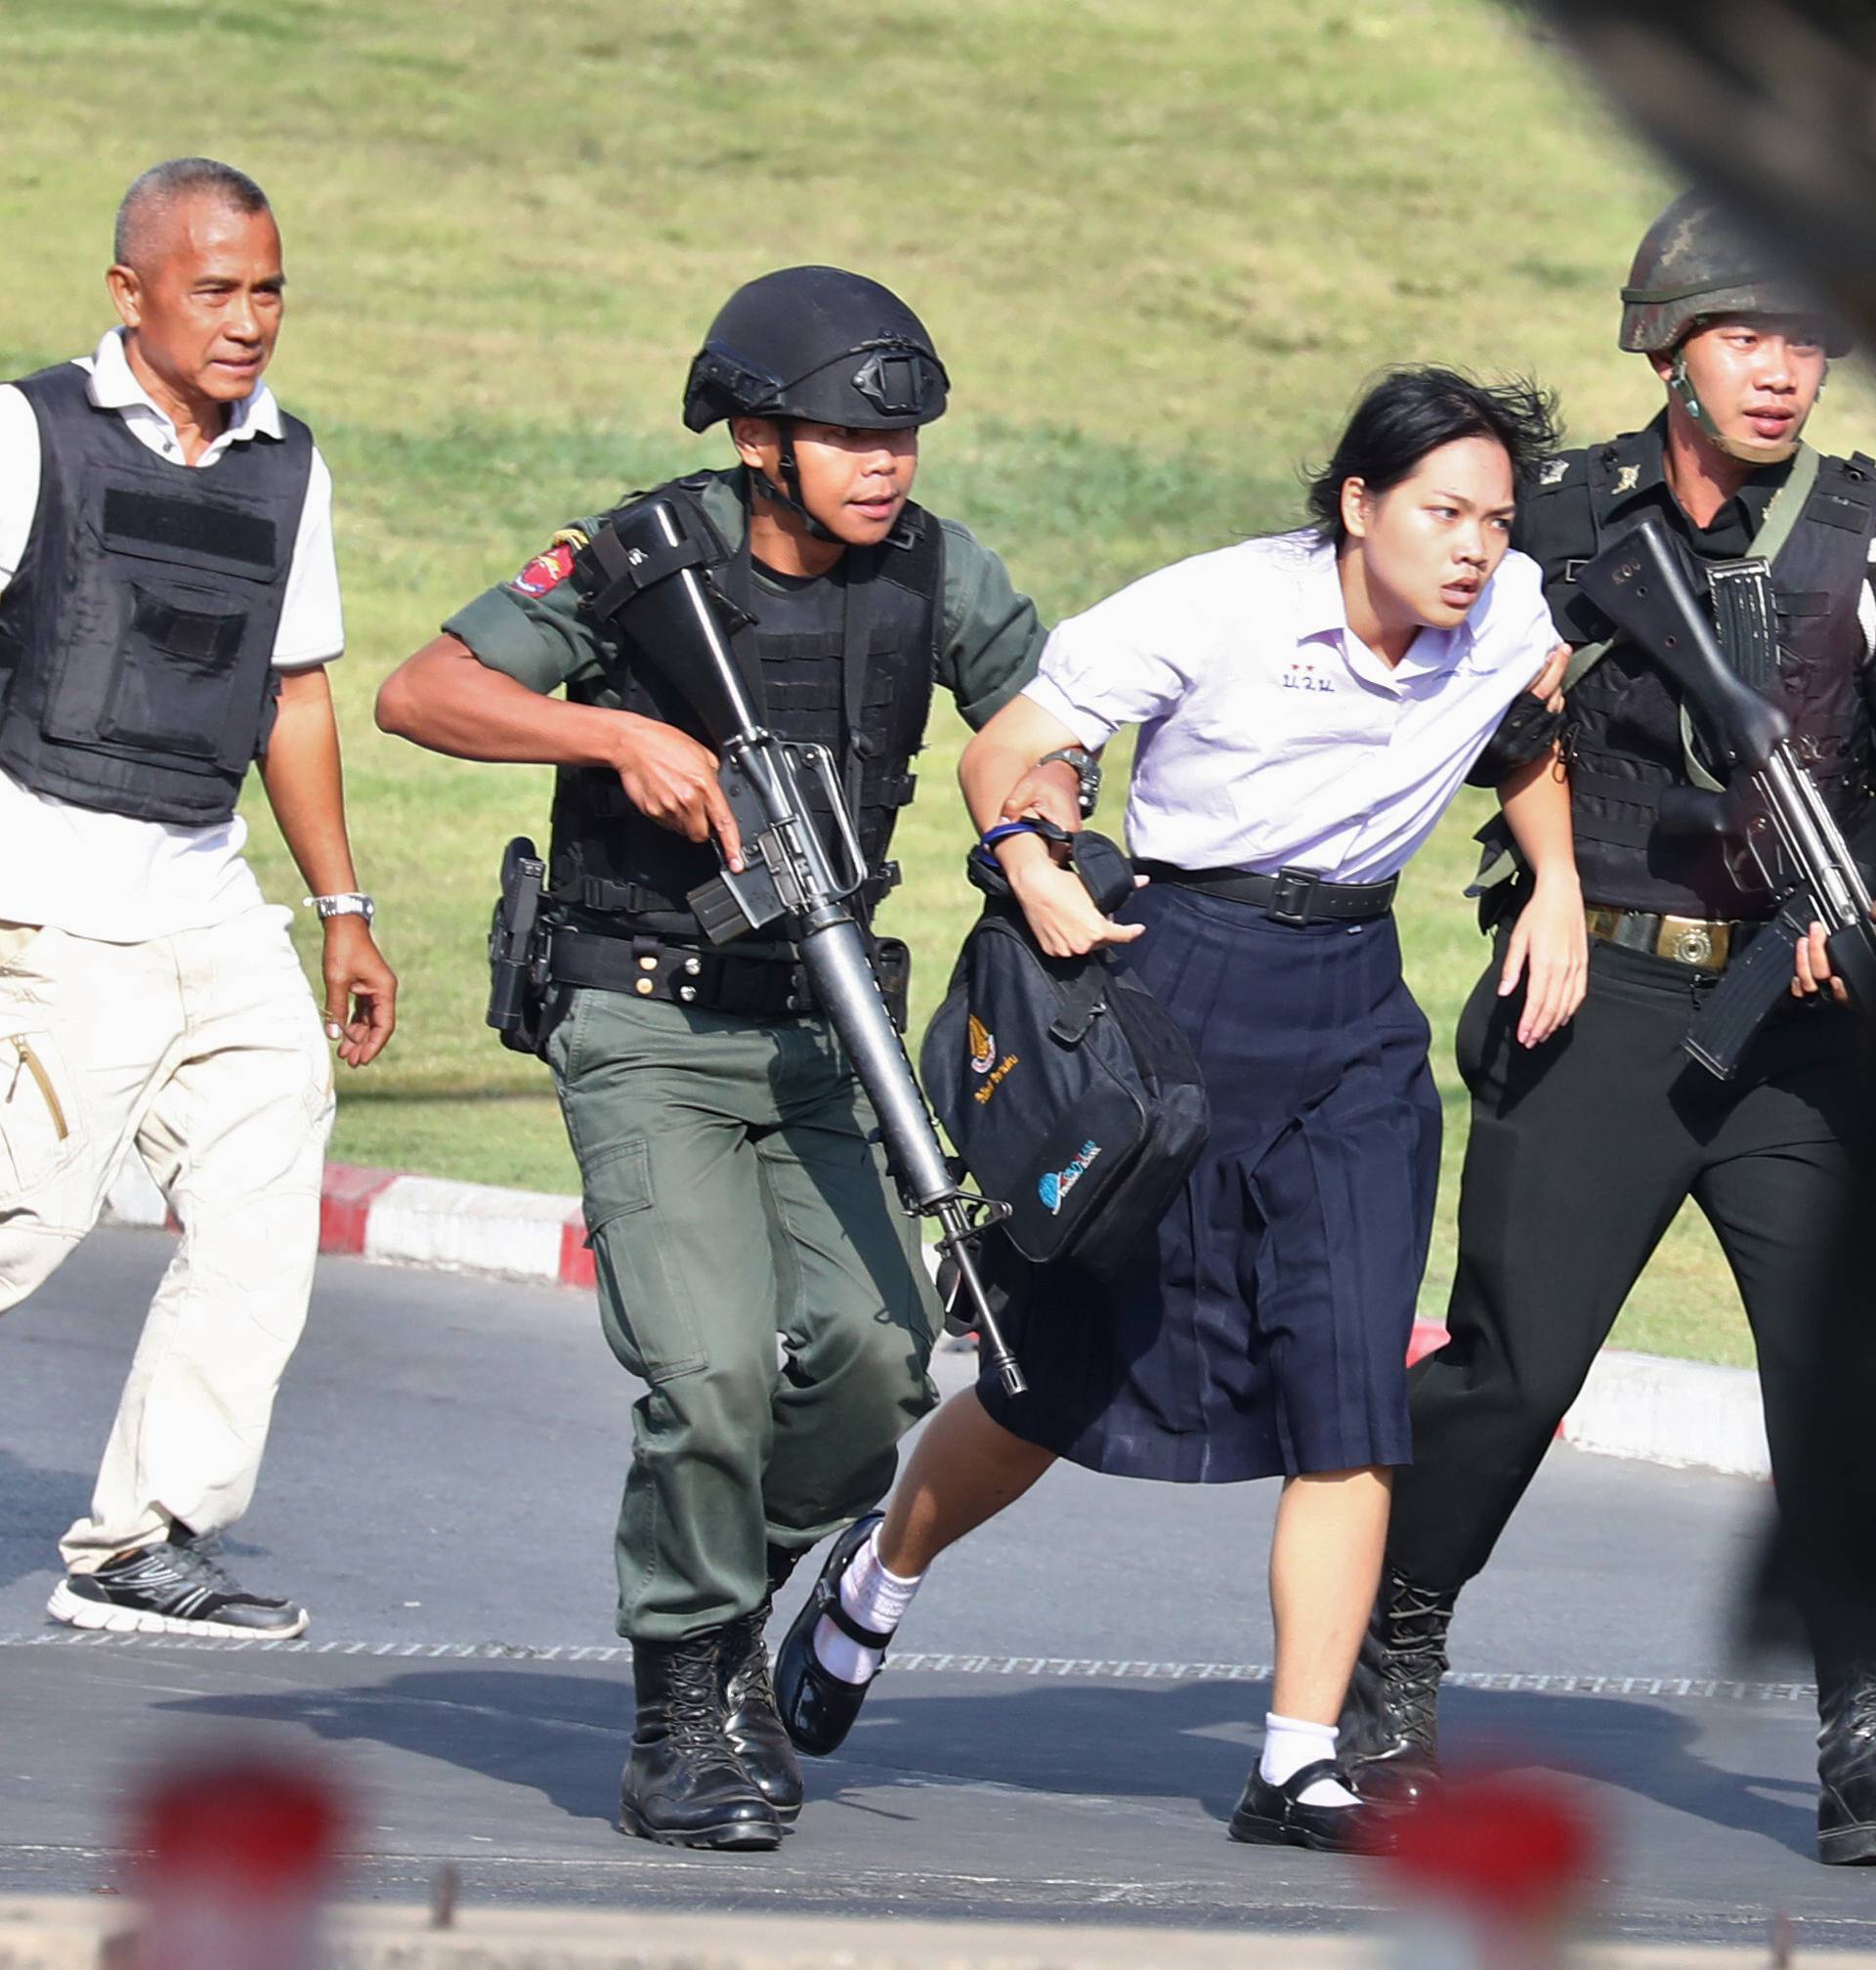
[
  {"left": 972, "top": 1051, "right": 1020, "bottom": 1105},
  {"left": 967, "top": 1014, "right": 996, "bottom": 1074},
  {"left": 1038, "top": 1138, "right": 1102, "bottom": 1215},
  {"left": 510, "top": 541, "right": 576, "bottom": 597}
]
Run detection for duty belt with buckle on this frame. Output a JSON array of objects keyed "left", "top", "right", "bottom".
[
  {"left": 1583, "top": 905, "right": 1741, "bottom": 972},
  {"left": 547, "top": 928, "right": 913, "bottom": 1030}
]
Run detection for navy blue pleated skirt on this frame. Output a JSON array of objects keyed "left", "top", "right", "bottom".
[{"left": 977, "top": 878, "right": 1441, "bottom": 1482}]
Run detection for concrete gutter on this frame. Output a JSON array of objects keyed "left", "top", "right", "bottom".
[{"left": 0, "top": 1897, "right": 1861, "bottom": 1969}]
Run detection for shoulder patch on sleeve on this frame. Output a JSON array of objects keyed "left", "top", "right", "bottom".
[{"left": 509, "top": 540, "right": 577, "bottom": 598}]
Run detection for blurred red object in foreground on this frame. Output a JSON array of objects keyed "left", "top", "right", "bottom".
[
  {"left": 125, "top": 1752, "right": 348, "bottom": 1970},
  {"left": 1385, "top": 1771, "right": 1601, "bottom": 1969}
]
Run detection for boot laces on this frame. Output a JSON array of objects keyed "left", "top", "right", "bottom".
[
  {"left": 722, "top": 1607, "right": 778, "bottom": 1711},
  {"left": 1845, "top": 1679, "right": 1876, "bottom": 1739},
  {"left": 1382, "top": 1579, "right": 1453, "bottom": 1738},
  {"left": 665, "top": 1641, "right": 733, "bottom": 1750}
]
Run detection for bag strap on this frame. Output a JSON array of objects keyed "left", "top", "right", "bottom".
[{"left": 1047, "top": 956, "right": 1109, "bottom": 1045}]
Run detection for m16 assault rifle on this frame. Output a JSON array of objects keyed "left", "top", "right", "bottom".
[
  {"left": 1578, "top": 518, "right": 1876, "bottom": 1077},
  {"left": 574, "top": 498, "right": 1027, "bottom": 1395}
]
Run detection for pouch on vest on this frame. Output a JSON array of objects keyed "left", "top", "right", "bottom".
[
  {"left": 42, "top": 477, "right": 283, "bottom": 774},
  {"left": 919, "top": 832, "right": 1209, "bottom": 1276}
]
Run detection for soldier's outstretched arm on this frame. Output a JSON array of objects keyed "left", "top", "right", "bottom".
[{"left": 376, "top": 635, "right": 740, "bottom": 858}]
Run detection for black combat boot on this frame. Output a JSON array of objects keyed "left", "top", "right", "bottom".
[
  {"left": 720, "top": 1594, "right": 804, "bottom": 1824},
  {"left": 1816, "top": 1664, "right": 1876, "bottom": 1864},
  {"left": 772, "top": 1514, "right": 895, "bottom": 1756},
  {"left": 1341, "top": 1568, "right": 1457, "bottom": 1808},
  {"left": 618, "top": 1634, "right": 783, "bottom": 1850}
]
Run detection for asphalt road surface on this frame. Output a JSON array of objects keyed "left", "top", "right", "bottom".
[{"left": 0, "top": 1228, "right": 1866, "bottom": 1949}]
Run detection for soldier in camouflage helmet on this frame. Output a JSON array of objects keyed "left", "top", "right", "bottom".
[
  {"left": 1620, "top": 189, "right": 1852, "bottom": 464},
  {"left": 1342, "top": 193, "right": 1876, "bottom": 1866}
]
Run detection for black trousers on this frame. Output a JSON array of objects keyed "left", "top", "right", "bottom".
[{"left": 1388, "top": 932, "right": 1872, "bottom": 1664}]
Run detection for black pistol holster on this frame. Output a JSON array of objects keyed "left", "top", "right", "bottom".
[{"left": 487, "top": 835, "right": 555, "bottom": 1055}]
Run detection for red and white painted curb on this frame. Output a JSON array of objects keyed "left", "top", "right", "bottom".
[{"left": 103, "top": 1155, "right": 1769, "bottom": 1483}]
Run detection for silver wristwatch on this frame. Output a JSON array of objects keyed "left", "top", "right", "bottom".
[
  {"left": 303, "top": 892, "right": 376, "bottom": 925},
  {"left": 1037, "top": 747, "right": 1101, "bottom": 818}
]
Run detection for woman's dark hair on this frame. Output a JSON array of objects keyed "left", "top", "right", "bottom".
[{"left": 1303, "top": 366, "right": 1561, "bottom": 547}]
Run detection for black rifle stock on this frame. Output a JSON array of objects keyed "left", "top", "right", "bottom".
[
  {"left": 1577, "top": 521, "right": 1876, "bottom": 1072},
  {"left": 579, "top": 499, "right": 1027, "bottom": 1394}
]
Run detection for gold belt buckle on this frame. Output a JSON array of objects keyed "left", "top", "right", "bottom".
[
  {"left": 1582, "top": 906, "right": 1731, "bottom": 971},
  {"left": 1653, "top": 914, "right": 1730, "bottom": 970}
]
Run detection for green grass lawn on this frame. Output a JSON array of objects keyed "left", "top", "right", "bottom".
[{"left": 7, "top": 0, "right": 1864, "bottom": 1368}]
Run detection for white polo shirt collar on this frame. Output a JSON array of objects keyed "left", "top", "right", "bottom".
[
  {"left": 1293, "top": 534, "right": 1478, "bottom": 694},
  {"left": 83, "top": 327, "right": 281, "bottom": 465}
]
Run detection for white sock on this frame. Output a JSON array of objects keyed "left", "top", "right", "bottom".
[
  {"left": 1259, "top": 1712, "right": 1360, "bottom": 1809},
  {"left": 810, "top": 1529, "right": 923, "bottom": 1686}
]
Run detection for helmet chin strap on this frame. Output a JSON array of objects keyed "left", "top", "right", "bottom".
[
  {"left": 751, "top": 419, "right": 841, "bottom": 544},
  {"left": 1668, "top": 348, "right": 1810, "bottom": 467}
]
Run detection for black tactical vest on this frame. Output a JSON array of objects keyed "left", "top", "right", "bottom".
[
  {"left": 547, "top": 474, "right": 944, "bottom": 935},
  {"left": 1530, "top": 442, "right": 1876, "bottom": 918},
  {"left": 0, "top": 362, "right": 314, "bottom": 827}
]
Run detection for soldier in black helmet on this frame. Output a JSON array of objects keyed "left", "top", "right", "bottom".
[
  {"left": 1341, "top": 193, "right": 1876, "bottom": 1865},
  {"left": 377, "top": 267, "right": 1070, "bottom": 1849}
]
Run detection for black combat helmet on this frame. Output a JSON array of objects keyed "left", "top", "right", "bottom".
[
  {"left": 682, "top": 266, "right": 949, "bottom": 434},
  {"left": 1619, "top": 191, "right": 1852, "bottom": 356}
]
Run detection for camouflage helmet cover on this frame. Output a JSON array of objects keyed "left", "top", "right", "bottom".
[{"left": 1619, "top": 191, "right": 1853, "bottom": 355}]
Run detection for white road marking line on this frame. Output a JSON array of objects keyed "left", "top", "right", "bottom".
[{"left": 0, "top": 1629, "right": 1821, "bottom": 1702}]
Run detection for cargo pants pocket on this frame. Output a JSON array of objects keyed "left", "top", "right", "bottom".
[
  {"left": 583, "top": 1137, "right": 708, "bottom": 1385},
  {"left": 0, "top": 1028, "right": 81, "bottom": 1195}
]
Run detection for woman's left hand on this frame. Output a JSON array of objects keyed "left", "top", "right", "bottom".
[
  {"left": 1498, "top": 871, "right": 1588, "bottom": 1048},
  {"left": 1526, "top": 640, "right": 1571, "bottom": 713}
]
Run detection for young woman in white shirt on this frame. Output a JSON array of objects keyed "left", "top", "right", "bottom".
[{"left": 773, "top": 366, "right": 1590, "bottom": 1853}]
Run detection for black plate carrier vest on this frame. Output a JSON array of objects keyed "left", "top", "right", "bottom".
[
  {"left": 0, "top": 363, "right": 313, "bottom": 827},
  {"left": 1535, "top": 443, "right": 1876, "bottom": 918},
  {"left": 548, "top": 474, "right": 944, "bottom": 936}
]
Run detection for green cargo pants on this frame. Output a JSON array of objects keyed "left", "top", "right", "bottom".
[{"left": 546, "top": 986, "right": 939, "bottom": 1643}]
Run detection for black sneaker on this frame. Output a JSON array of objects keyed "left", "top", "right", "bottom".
[{"left": 47, "top": 1528, "right": 308, "bottom": 1639}]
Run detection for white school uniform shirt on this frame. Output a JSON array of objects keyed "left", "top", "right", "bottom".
[
  {"left": 0, "top": 328, "right": 343, "bottom": 940},
  {"left": 1023, "top": 530, "right": 1557, "bottom": 885}
]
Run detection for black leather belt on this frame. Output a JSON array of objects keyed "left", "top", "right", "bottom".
[
  {"left": 1138, "top": 861, "right": 1398, "bottom": 924},
  {"left": 550, "top": 928, "right": 815, "bottom": 1017},
  {"left": 547, "top": 927, "right": 912, "bottom": 1029}
]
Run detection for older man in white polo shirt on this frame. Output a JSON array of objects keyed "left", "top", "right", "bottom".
[{"left": 0, "top": 157, "right": 395, "bottom": 1638}]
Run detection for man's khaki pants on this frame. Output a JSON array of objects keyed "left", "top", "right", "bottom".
[{"left": 0, "top": 907, "right": 334, "bottom": 1571}]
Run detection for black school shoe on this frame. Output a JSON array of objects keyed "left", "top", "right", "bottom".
[
  {"left": 1818, "top": 1669, "right": 1876, "bottom": 1865},
  {"left": 46, "top": 1527, "right": 309, "bottom": 1639},
  {"left": 771, "top": 1514, "right": 896, "bottom": 1757},
  {"left": 1229, "top": 1760, "right": 1395, "bottom": 1856}
]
